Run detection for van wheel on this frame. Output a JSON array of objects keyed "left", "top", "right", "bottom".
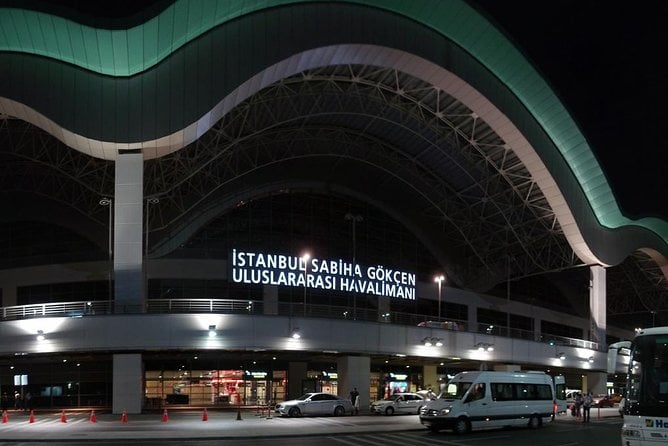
[
  {"left": 453, "top": 417, "right": 471, "bottom": 434},
  {"left": 384, "top": 406, "right": 395, "bottom": 416},
  {"left": 528, "top": 415, "right": 541, "bottom": 429}
]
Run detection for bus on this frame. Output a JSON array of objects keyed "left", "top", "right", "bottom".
[
  {"left": 419, "top": 370, "right": 565, "bottom": 433},
  {"left": 608, "top": 327, "right": 668, "bottom": 445}
]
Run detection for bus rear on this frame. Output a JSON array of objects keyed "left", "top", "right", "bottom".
[{"left": 609, "top": 327, "right": 668, "bottom": 446}]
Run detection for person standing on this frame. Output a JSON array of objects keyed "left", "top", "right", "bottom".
[
  {"left": 13, "top": 391, "right": 22, "bottom": 411},
  {"left": 582, "top": 391, "right": 593, "bottom": 423},
  {"left": 350, "top": 387, "right": 359, "bottom": 415}
]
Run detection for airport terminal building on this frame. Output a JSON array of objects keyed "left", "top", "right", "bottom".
[{"left": 0, "top": 0, "right": 667, "bottom": 413}]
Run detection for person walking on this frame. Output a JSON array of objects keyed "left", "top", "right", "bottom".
[
  {"left": 582, "top": 391, "right": 593, "bottom": 423},
  {"left": 574, "top": 392, "right": 582, "bottom": 419},
  {"left": 350, "top": 387, "right": 359, "bottom": 415}
]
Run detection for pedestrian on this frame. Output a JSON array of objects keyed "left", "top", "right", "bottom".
[
  {"left": 13, "top": 391, "right": 22, "bottom": 411},
  {"left": 574, "top": 392, "right": 582, "bottom": 418},
  {"left": 24, "top": 392, "right": 32, "bottom": 412},
  {"left": 582, "top": 391, "right": 593, "bottom": 423},
  {"left": 350, "top": 387, "right": 359, "bottom": 415}
]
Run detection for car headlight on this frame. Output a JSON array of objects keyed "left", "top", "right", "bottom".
[{"left": 439, "top": 406, "right": 452, "bottom": 415}]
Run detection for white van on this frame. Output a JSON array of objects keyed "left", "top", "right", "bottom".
[{"left": 419, "top": 371, "right": 561, "bottom": 433}]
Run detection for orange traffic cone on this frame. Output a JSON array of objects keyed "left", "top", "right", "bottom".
[
  {"left": 60, "top": 410, "right": 67, "bottom": 423},
  {"left": 202, "top": 408, "right": 208, "bottom": 421},
  {"left": 162, "top": 408, "right": 169, "bottom": 422},
  {"left": 89, "top": 410, "right": 97, "bottom": 423},
  {"left": 2, "top": 410, "right": 8, "bottom": 423},
  {"left": 121, "top": 409, "right": 128, "bottom": 423},
  {"left": 29, "top": 410, "right": 35, "bottom": 423}
]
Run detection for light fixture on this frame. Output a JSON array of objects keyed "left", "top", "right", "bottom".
[
  {"left": 557, "top": 352, "right": 566, "bottom": 360},
  {"left": 291, "top": 328, "right": 301, "bottom": 339},
  {"left": 36, "top": 330, "right": 45, "bottom": 341},
  {"left": 208, "top": 325, "right": 217, "bottom": 337},
  {"left": 474, "top": 342, "right": 494, "bottom": 352},
  {"left": 422, "top": 337, "right": 443, "bottom": 347},
  {"left": 588, "top": 356, "right": 594, "bottom": 363}
]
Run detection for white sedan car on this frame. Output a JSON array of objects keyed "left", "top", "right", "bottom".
[
  {"left": 275, "top": 392, "right": 353, "bottom": 417},
  {"left": 370, "top": 392, "right": 426, "bottom": 415}
]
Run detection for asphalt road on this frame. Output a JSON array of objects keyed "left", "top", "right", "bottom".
[{"left": 0, "top": 411, "right": 622, "bottom": 446}]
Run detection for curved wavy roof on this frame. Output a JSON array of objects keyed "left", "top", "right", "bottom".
[{"left": 0, "top": 0, "right": 666, "bottom": 310}]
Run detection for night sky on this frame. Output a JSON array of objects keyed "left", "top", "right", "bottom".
[{"left": 474, "top": 0, "right": 668, "bottom": 221}]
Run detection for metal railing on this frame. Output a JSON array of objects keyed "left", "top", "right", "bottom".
[{"left": 0, "top": 298, "right": 599, "bottom": 351}]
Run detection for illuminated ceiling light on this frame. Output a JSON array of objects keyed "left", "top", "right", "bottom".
[
  {"left": 208, "top": 325, "right": 217, "bottom": 337},
  {"left": 291, "top": 328, "right": 301, "bottom": 339},
  {"left": 588, "top": 356, "right": 594, "bottom": 363},
  {"left": 486, "top": 344, "right": 494, "bottom": 352},
  {"left": 557, "top": 352, "right": 566, "bottom": 360},
  {"left": 36, "top": 330, "right": 45, "bottom": 341}
]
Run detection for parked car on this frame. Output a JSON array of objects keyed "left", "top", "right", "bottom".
[
  {"left": 592, "top": 394, "right": 614, "bottom": 408},
  {"left": 370, "top": 392, "right": 425, "bottom": 415},
  {"left": 275, "top": 393, "right": 353, "bottom": 417}
]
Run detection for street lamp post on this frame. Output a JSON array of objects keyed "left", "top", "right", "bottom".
[
  {"left": 99, "top": 198, "right": 113, "bottom": 300},
  {"left": 345, "top": 213, "right": 363, "bottom": 318},
  {"left": 301, "top": 252, "right": 310, "bottom": 316},
  {"left": 434, "top": 275, "right": 445, "bottom": 320}
]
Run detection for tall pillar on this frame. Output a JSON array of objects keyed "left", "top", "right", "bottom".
[
  {"left": 288, "top": 362, "right": 307, "bottom": 400},
  {"left": 337, "top": 356, "right": 370, "bottom": 412},
  {"left": 112, "top": 353, "right": 143, "bottom": 414},
  {"left": 114, "top": 153, "right": 144, "bottom": 313},
  {"left": 585, "top": 371, "right": 607, "bottom": 396},
  {"left": 423, "top": 365, "right": 437, "bottom": 392},
  {"left": 589, "top": 265, "right": 607, "bottom": 350}
]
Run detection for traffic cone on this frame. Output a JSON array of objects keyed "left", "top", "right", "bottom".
[
  {"left": 29, "top": 410, "right": 35, "bottom": 423},
  {"left": 60, "top": 410, "right": 67, "bottom": 423},
  {"left": 2, "top": 410, "right": 8, "bottom": 423},
  {"left": 120, "top": 409, "right": 128, "bottom": 423},
  {"left": 202, "top": 408, "right": 208, "bottom": 421},
  {"left": 162, "top": 408, "right": 169, "bottom": 422},
  {"left": 89, "top": 410, "right": 97, "bottom": 423}
]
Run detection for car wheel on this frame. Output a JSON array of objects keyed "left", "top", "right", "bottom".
[
  {"left": 334, "top": 406, "right": 345, "bottom": 416},
  {"left": 384, "top": 406, "right": 395, "bottom": 416},
  {"left": 528, "top": 415, "right": 541, "bottom": 429},
  {"left": 288, "top": 407, "right": 301, "bottom": 417},
  {"left": 416, "top": 405, "right": 423, "bottom": 415},
  {"left": 453, "top": 417, "right": 470, "bottom": 434}
]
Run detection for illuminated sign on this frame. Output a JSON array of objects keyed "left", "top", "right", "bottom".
[{"left": 231, "top": 250, "right": 415, "bottom": 300}]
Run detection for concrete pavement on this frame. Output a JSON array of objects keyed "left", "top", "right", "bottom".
[{"left": 0, "top": 407, "right": 622, "bottom": 441}]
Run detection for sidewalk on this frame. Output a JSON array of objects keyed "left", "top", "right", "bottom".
[{"left": 0, "top": 409, "right": 424, "bottom": 441}]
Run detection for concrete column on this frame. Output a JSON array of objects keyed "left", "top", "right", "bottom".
[
  {"left": 337, "top": 356, "right": 370, "bottom": 412},
  {"left": 114, "top": 153, "right": 144, "bottom": 313},
  {"left": 263, "top": 285, "right": 278, "bottom": 315},
  {"left": 423, "top": 365, "right": 437, "bottom": 392},
  {"left": 288, "top": 362, "right": 307, "bottom": 400},
  {"left": 112, "top": 353, "right": 143, "bottom": 414},
  {"left": 585, "top": 371, "right": 607, "bottom": 396},
  {"left": 589, "top": 266, "right": 607, "bottom": 350}
]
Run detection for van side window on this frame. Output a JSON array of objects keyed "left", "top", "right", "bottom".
[{"left": 465, "top": 383, "right": 485, "bottom": 402}]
